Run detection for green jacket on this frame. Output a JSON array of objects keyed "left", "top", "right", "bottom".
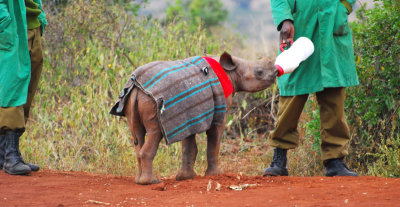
[
  {"left": 35, "top": 0, "right": 47, "bottom": 34},
  {"left": 0, "top": 0, "right": 46, "bottom": 107},
  {"left": 271, "top": 0, "right": 359, "bottom": 96}
]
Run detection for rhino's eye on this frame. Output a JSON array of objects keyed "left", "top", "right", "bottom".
[{"left": 254, "top": 68, "right": 264, "bottom": 79}]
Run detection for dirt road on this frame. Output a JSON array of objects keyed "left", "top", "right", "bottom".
[{"left": 0, "top": 170, "right": 399, "bottom": 206}]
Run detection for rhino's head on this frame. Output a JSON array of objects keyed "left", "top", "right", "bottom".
[{"left": 218, "top": 52, "right": 277, "bottom": 93}]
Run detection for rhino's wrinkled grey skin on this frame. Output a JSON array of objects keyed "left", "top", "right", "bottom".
[{"left": 124, "top": 52, "right": 276, "bottom": 184}]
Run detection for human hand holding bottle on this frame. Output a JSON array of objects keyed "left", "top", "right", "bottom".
[{"left": 280, "top": 20, "right": 295, "bottom": 46}]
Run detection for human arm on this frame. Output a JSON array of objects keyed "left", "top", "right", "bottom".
[
  {"left": 270, "top": 0, "right": 293, "bottom": 31},
  {"left": 270, "top": 0, "right": 294, "bottom": 44}
]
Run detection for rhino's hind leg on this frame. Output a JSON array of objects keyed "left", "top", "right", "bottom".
[
  {"left": 205, "top": 123, "right": 225, "bottom": 176},
  {"left": 137, "top": 130, "right": 163, "bottom": 185},
  {"left": 136, "top": 91, "right": 163, "bottom": 185},
  {"left": 176, "top": 134, "right": 198, "bottom": 180}
]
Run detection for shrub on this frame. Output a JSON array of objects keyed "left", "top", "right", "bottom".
[{"left": 346, "top": 0, "right": 400, "bottom": 177}]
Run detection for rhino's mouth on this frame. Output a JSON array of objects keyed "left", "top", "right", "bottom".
[{"left": 274, "top": 66, "right": 279, "bottom": 77}]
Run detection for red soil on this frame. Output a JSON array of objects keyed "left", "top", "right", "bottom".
[{"left": 0, "top": 170, "right": 399, "bottom": 206}]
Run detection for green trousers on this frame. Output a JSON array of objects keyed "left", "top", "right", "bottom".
[
  {"left": 0, "top": 27, "right": 43, "bottom": 134},
  {"left": 268, "top": 87, "right": 351, "bottom": 161}
]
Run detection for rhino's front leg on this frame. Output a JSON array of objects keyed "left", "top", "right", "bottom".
[
  {"left": 205, "top": 120, "right": 225, "bottom": 176},
  {"left": 176, "top": 134, "right": 198, "bottom": 180}
]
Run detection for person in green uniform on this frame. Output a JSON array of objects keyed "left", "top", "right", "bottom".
[
  {"left": 0, "top": 0, "right": 47, "bottom": 175},
  {"left": 263, "top": 0, "right": 359, "bottom": 177}
]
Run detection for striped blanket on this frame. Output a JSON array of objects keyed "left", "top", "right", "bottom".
[{"left": 110, "top": 56, "right": 227, "bottom": 145}]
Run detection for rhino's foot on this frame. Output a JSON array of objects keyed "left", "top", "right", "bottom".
[
  {"left": 176, "top": 169, "right": 197, "bottom": 181},
  {"left": 136, "top": 174, "right": 161, "bottom": 185},
  {"left": 134, "top": 174, "right": 141, "bottom": 184},
  {"left": 205, "top": 168, "right": 222, "bottom": 176}
]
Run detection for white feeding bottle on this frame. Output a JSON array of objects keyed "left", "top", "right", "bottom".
[{"left": 275, "top": 37, "right": 314, "bottom": 77}]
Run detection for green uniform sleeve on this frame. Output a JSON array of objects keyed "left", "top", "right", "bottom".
[
  {"left": 0, "top": 0, "right": 11, "bottom": 33},
  {"left": 270, "top": 0, "right": 293, "bottom": 31},
  {"left": 34, "top": 0, "right": 47, "bottom": 34}
]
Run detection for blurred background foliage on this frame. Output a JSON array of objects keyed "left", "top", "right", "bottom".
[
  {"left": 165, "top": 0, "right": 227, "bottom": 31},
  {"left": 346, "top": 0, "right": 400, "bottom": 177},
  {"left": 22, "top": 0, "right": 399, "bottom": 178}
]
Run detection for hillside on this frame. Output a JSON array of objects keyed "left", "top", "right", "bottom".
[{"left": 139, "top": 0, "right": 376, "bottom": 54}]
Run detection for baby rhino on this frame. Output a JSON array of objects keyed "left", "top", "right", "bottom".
[{"left": 110, "top": 52, "right": 276, "bottom": 184}]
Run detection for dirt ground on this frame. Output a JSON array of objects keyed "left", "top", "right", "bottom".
[{"left": 0, "top": 170, "right": 399, "bottom": 207}]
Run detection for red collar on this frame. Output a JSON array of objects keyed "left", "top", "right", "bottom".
[{"left": 202, "top": 57, "right": 233, "bottom": 98}]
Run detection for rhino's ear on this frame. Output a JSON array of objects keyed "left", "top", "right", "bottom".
[{"left": 219, "top": 51, "right": 237, "bottom": 71}]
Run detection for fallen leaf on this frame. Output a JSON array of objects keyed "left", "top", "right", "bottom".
[
  {"left": 216, "top": 183, "right": 221, "bottom": 191},
  {"left": 229, "top": 185, "right": 242, "bottom": 191},
  {"left": 207, "top": 180, "right": 212, "bottom": 192},
  {"left": 229, "top": 184, "right": 258, "bottom": 191},
  {"left": 86, "top": 200, "right": 111, "bottom": 206}
]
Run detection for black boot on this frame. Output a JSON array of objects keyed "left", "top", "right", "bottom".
[
  {"left": 2, "top": 131, "right": 40, "bottom": 172},
  {"left": 0, "top": 134, "right": 5, "bottom": 169},
  {"left": 263, "top": 148, "right": 289, "bottom": 176},
  {"left": 15, "top": 134, "right": 40, "bottom": 172},
  {"left": 325, "top": 158, "right": 358, "bottom": 177},
  {"left": 3, "top": 130, "right": 31, "bottom": 175}
]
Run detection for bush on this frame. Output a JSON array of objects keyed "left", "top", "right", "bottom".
[{"left": 346, "top": 0, "right": 400, "bottom": 177}]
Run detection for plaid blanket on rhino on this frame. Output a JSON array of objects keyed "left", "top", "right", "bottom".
[{"left": 110, "top": 56, "right": 227, "bottom": 145}]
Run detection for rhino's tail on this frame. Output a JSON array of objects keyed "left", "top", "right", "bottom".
[{"left": 125, "top": 88, "right": 143, "bottom": 146}]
